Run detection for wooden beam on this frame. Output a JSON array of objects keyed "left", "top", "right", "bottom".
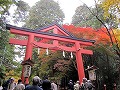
[
  {"left": 10, "top": 29, "right": 93, "bottom": 46},
  {"left": 33, "top": 41, "right": 76, "bottom": 52},
  {"left": 9, "top": 38, "right": 92, "bottom": 54},
  {"left": 10, "top": 29, "right": 29, "bottom": 36},
  {"left": 80, "top": 49, "right": 93, "bottom": 55},
  {"left": 9, "top": 38, "right": 27, "bottom": 46}
]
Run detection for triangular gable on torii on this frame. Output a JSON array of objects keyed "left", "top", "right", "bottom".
[
  {"left": 35, "top": 23, "right": 75, "bottom": 37},
  {"left": 33, "top": 23, "right": 76, "bottom": 44},
  {"left": 6, "top": 23, "right": 95, "bottom": 84}
]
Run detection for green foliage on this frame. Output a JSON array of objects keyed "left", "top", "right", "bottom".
[
  {"left": 0, "top": 17, "right": 13, "bottom": 66},
  {"left": 0, "top": 65, "right": 6, "bottom": 79},
  {"left": 30, "top": 49, "right": 71, "bottom": 83},
  {"left": 85, "top": 45, "right": 119, "bottom": 89},
  {"left": 0, "top": 17, "right": 19, "bottom": 81},
  {"left": 72, "top": 4, "right": 118, "bottom": 29},
  {"left": 0, "top": 0, "right": 13, "bottom": 14},
  {"left": 0, "top": 26, "right": 15, "bottom": 69},
  {"left": 12, "top": 0, "right": 30, "bottom": 23},
  {"left": 66, "top": 59, "right": 78, "bottom": 82},
  {"left": 24, "top": 0, "right": 65, "bottom": 29},
  {"left": 72, "top": 4, "right": 104, "bottom": 29},
  {"left": 65, "top": 43, "right": 119, "bottom": 89}
]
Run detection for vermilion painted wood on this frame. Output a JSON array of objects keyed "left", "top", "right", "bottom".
[
  {"left": 39, "top": 25, "right": 69, "bottom": 36},
  {"left": 8, "top": 25, "right": 94, "bottom": 84},
  {"left": 10, "top": 29, "right": 93, "bottom": 46},
  {"left": 9, "top": 39, "right": 28, "bottom": 46},
  {"left": 75, "top": 42, "right": 85, "bottom": 83},
  {"left": 53, "top": 28, "right": 59, "bottom": 46},
  {"left": 21, "top": 34, "right": 34, "bottom": 84},
  {"left": 9, "top": 38, "right": 93, "bottom": 54}
]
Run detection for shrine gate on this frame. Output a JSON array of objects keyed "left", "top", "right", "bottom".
[{"left": 6, "top": 23, "right": 95, "bottom": 84}]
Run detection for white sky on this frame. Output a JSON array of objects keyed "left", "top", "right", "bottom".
[{"left": 23, "top": 0, "right": 95, "bottom": 24}]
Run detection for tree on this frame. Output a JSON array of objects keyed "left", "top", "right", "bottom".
[
  {"left": 0, "top": 65, "right": 6, "bottom": 79},
  {"left": 72, "top": 0, "right": 120, "bottom": 75},
  {"left": 12, "top": 0, "right": 30, "bottom": 24},
  {"left": 87, "top": 45, "right": 119, "bottom": 90},
  {"left": 91, "top": 1, "right": 120, "bottom": 86},
  {"left": 72, "top": 2, "right": 118, "bottom": 46},
  {"left": 0, "top": 0, "right": 29, "bottom": 23},
  {"left": 72, "top": 4, "right": 103, "bottom": 28},
  {"left": 0, "top": 18, "right": 15, "bottom": 67},
  {"left": 63, "top": 25, "right": 113, "bottom": 44},
  {"left": 31, "top": 48, "right": 70, "bottom": 81},
  {"left": 0, "top": 0, "right": 13, "bottom": 15},
  {"left": 113, "top": 29, "right": 120, "bottom": 48},
  {"left": 0, "top": 0, "right": 29, "bottom": 81},
  {"left": 100, "top": 0, "right": 120, "bottom": 19},
  {"left": 24, "top": 0, "right": 65, "bottom": 29}
]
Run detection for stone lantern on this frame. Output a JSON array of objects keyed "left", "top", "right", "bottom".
[
  {"left": 86, "top": 65, "right": 98, "bottom": 80},
  {"left": 21, "top": 58, "right": 34, "bottom": 78}
]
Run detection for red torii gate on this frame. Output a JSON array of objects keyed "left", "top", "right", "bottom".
[{"left": 6, "top": 23, "right": 95, "bottom": 84}]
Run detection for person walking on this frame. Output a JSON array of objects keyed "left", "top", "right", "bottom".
[
  {"left": 8, "top": 77, "right": 16, "bottom": 90},
  {"left": 80, "top": 78, "right": 88, "bottom": 90},
  {"left": 42, "top": 76, "right": 51, "bottom": 90},
  {"left": 68, "top": 80, "right": 74, "bottom": 90},
  {"left": 51, "top": 81, "right": 57, "bottom": 90},
  {"left": 74, "top": 81, "right": 80, "bottom": 90},
  {"left": 2, "top": 78, "right": 11, "bottom": 90},
  {"left": 25, "top": 76, "right": 43, "bottom": 90},
  {"left": 87, "top": 80, "right": 95, "bottom": 90},
  {"left": 13, "top": 79, "right": 25, "bottom": 90}
]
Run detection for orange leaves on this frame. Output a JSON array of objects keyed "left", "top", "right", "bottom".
[
  {"left": 63, "top": 24, "right": 114, "bottom": 45},
  {"left": 63, "top": 25, "right": 96, "bottom": 39}
]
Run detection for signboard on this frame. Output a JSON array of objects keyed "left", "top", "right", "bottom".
[
  {"left": 23, "top": 65, "right": 31, "bottom": 77},
  {"left": 88, "top": 69, "right": 96, "bottom": 80}
]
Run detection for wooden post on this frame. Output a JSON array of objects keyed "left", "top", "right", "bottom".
[
  {"left": 21, "top": 34, "right": 34, "bottom": 84},
  {"left": 75, "top": 42, "right": 85, "bottom": 84}
]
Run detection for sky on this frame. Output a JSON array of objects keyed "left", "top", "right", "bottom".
[{"left": 23, "top": 0, "right": 95, "bottom": 24}]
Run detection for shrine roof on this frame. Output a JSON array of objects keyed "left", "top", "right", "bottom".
[
  {"left": 6, "top": 24, "right": 95, "bottom": 43},
  {"left": 21, "top": 58, "right": 34, "bottom": 66},
  {"left": 85, "top": 65, "right": 99, "bottom": 71}
]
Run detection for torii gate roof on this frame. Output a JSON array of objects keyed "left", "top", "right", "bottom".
[{"left": 6, "top": 23, "right": 95, "bottom": 43}]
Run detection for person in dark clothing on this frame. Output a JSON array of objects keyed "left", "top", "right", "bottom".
[
  {"left": 87, "top": 80, "right": 95, "bottom": 90},
  {"left": 25, "top": 76, "right": 43, "bottom": 90},
  {"left": 14, "top": 79, "right": 25, "bottom": 90},
  {"left": 68, "top": 80, "right": 74, "bottom": 90},
  {"left": 2, "top": 78, "right": 11, "bottom": 90},
  {"left": 42, "top": 76, "right": 51, "bottom": 90},
  {"left": 80, "top": 78, "right": 88, "bottom": 90}
]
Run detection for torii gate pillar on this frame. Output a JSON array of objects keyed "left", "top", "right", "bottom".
[
  {"left": 75, "top": 42, "right": 85, "bottom": 83},
  {"left": 21, "top": 35, "right": 34, "bottom": 84}
]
